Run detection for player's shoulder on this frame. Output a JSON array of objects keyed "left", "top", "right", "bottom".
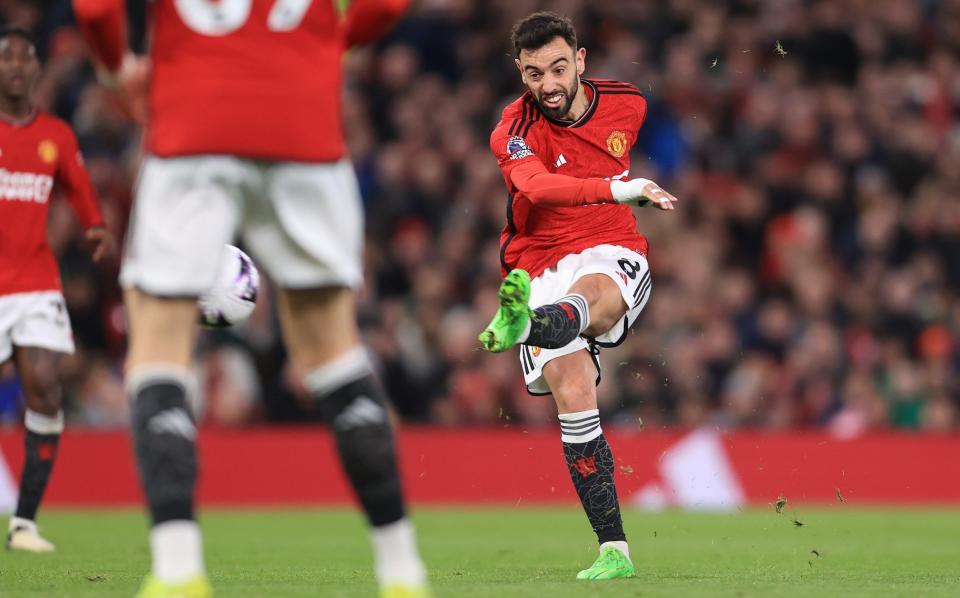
[
  {"left": 492, "top": 92, "right": 542, "bottom": 136},
  {"left": 33, "top": 112, "right": 76, "bottom": 138},
  {"left": 588, "top": 79, "right": 647, "bottom": 122},
  {"left": 588, "top": 78, "right": 643, "bottom": 96}
]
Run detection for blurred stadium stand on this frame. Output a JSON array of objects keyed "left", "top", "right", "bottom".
[{"left": 2, "top": 0, "right": 959, "bottom": 435}]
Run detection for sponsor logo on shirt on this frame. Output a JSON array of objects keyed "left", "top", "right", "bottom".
[
  {"left": 0, "top": 169, "right": 55, "bottom": 203},
  {"left": 37, "top": 140, "right": 58, "bottom": 164},
  {"left": 507, "top": 136, "right": 534, "bottom": 160},
  {"left": 555, "top": 153, "right": 567, "bottom": 168},
  {"left": 606, "top": 130, "right": 627, "bottom": 158}
]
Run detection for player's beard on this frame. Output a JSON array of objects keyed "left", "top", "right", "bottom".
[{"left": 535, "top": 76, "right": 579, "bottom": 121}]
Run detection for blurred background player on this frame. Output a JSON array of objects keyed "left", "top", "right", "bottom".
[
  {"left": 479, "top": 12, "right": 678, "bottom": 580},
  {"left": 71, "top": 1, "right": 426, "bottom": 597},
  {"left": 0, "top": 26, "right": 114, "bottom": 552}
]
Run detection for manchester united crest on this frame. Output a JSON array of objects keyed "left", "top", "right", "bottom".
[
  {"left": 38, "top": 140, "right": 58, "bottom": 164},
  {"left": 606, "top": 130, "right": 627, "bottom": 158},
  {"left": 532, "top": 346, "right": 542, "bottom": 357}
]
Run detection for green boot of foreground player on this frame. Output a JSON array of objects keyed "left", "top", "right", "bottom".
[
  {"left": 135, "top": 575, "right": 212, "bottom": 598},
  {"left": 576, "top": 546, "right": 636, "bottom": 580},
  {"left": 479, "top": 269, "right": 533, "bottom": 353}
]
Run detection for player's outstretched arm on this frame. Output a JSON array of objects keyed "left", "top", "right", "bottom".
[
  {"left": 509, "top": 159, "right": 679, "bottom": 210},
  {"left": 509, "top": 159, "right": 616, "bottom": 207}
]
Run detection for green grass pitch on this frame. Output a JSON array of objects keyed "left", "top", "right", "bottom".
[{"left": 3, "top": 507, "right": 959, "bottom": 596}]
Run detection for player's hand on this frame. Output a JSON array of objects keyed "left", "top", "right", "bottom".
[
  {"left": 86, "top": 226, "right": 116, "bottom": 263},
  {"left": 610, "top": 178, "right": 679, "bottom": 210},
  {"left": 99, "top": 53, "right": 150, "bottom": 125}
]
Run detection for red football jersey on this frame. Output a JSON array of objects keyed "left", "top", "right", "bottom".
[
  {"left": 490, "top": 79, "right": 649, "bottom": 278},
  {"left": 0, "top": 112, "right": 103, "bottom": 295},
  {"left": 74, "top": 0, "right": 408, "bottom": 162}
]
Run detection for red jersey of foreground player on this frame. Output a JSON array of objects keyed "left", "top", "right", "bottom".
[
  {"left": 490, "top": 79, "right": 649, "bottom": 279},
  {"left": 72, "top": 0, "right": 408, "bottom": 162},
  {"left": 0, "top": 112, "right": 103, "bottom": 295}
]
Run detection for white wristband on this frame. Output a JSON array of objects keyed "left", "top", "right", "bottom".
[{"left": 610, "top": 178, "right": 655, "bottom": 204}]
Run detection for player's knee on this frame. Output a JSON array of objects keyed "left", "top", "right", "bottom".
[
  {"left": 552, "top": 375, "right": 598, "bottom": 413},
  {"left": 22, "top": 382, "right": 62, "bottom": 415}
]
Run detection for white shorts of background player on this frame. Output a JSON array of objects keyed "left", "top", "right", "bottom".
[
  {"left": 518, "top": 244, "right": 651, "bottom": 395},
  {"left": 120, "top": 155, "right": 363, "bottom": 295},
  {"left": 0, "top": 291, "right": 75, "bottom": 363}
]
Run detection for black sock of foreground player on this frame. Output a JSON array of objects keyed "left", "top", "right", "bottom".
[
  {"left": 128, "top": 366, "right": 205, "bottom": 583},
  {"left": 559, "top": 409, "right": 626, "bottom": 544},
  {"left": 525, "top": 293, "right": 589, "bottom": 349},
  {"left": 14, "top": 410, "right": 63, "bottom": 522},
  {"left": 305, "top": 347, "right": 425, "bottom": 586}
]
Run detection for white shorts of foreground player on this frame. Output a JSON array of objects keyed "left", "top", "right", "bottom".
[
  {"left": 520, "top": 244, "right": 651, "bottom": 395},
  {"left": 0, "top": 291, "right": 75, "bottom": 363},
  {"left": 121, "top": 155, "right": 363, "bottom": 296}
]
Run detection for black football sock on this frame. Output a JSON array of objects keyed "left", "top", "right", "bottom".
[
  {"left": 306, "top": 348, "right": 406, "bottom": 527},
  {"left": 559, "top": 409, "right": 626, "bottom": 545},
  {"left": 525, "top": 293, "right": 589, "bottom": 349},
  {"left": 128, "top": 370, "right": 198, "bottom": 525},
  {"left": 14, "top": 410, "right": 64, "bottom": 522}
]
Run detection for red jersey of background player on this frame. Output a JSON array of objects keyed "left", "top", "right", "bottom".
[
  {"left": 73, "top": 0, "right": 408, "bottom": 162},
  {"left": 0, "top": 112, "right": 103, "bottom": 295},
  {"left": 490, "top": 79, "right": 649, "bottom": 278}
]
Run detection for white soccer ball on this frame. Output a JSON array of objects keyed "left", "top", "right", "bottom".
[{"left": 198, "top": 245, "right": 260, "bottom": 328}]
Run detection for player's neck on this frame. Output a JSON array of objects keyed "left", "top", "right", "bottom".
[
  {"left": 0, "top": 97, "right": 33, "bottom": 122},
  {"left": 560, "top": 80, "right": 590, "bottom": 122}
]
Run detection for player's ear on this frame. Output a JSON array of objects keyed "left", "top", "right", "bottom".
[
  {"left": 576, "top": 47, "right": 586, "bottom": 76},
  {"left": 515, "top": 58, "right": 525, "bottom": 83}
]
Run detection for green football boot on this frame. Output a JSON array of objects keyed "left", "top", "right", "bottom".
[
  {"left": 576, "top": 546, "right": 636, "bottom": 580},
  {"left": 134, "top": 574, "right": 212, "bottom": 598},
  {"left": 380, "top": 583, "right": 431, "bottom": 598},
  {"left": 479, "top": 269, "right": 533, "bottom": 353}
]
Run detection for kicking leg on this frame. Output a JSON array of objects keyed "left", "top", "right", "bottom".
[
  {"left": 125, "top": 288, "right": 210, "bottom": 598},
  {"left": 277, "top": 287, "right": 426, "bottom": 594},
  {"left": 544, "top": 350, "right": 634, "bottom": 580},
  {"left": 480, "top": 271, "right": 625, "bottom": 353},
  {"left": 7, "top": 346, "right": 64, "bottom": 552}
]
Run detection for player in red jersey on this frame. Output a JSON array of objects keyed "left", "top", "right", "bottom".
[
  {"left": 71, "top": 1, "right": 426, "bottom": 597},
  {"left": 0, "top": 27, "right": 115, "bottom": 553},
  {"left": 479, "top": 13, "right": 678, "bottom": 580}
]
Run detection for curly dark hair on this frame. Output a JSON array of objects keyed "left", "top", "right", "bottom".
[{"left": 510, "top": 12, "right": 577, "bottom": 57}]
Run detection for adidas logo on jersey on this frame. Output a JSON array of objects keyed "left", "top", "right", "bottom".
[
  {"left": 555, "top": 154, "right": 567, "bottom": 168},
  {"left": 0, "top": 169, "right": 54, "bottom": 203}
]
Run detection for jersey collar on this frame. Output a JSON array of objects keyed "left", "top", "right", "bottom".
[
  {"left": 0, "top": 107, "right": 38, "bottom": 127},
  {"left": 537, "top": 80, "right": 599, "bottom": 129}
]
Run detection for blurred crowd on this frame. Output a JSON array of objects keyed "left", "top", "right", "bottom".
[{"left": 1, "top": 0, "right": 958, "bottom": 435}]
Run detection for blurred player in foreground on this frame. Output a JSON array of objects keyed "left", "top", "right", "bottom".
[
  {"left": 480, "top": 12, "right": 678, "bottom": 580},
  {"left": 71, "top": 1, "right": 426, "bottom": 596},
  {"left": 0, "top": 27, "right": 114, "bottom": 553}
]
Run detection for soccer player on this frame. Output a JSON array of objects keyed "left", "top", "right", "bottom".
[
  {"left": 479, "top": 12, "right": 678, "bottom": 580},
  {"left": 0, "top": 27, "right": 114, "bottom": 552},
  {"left": 71, "top": 1, "right": 426, "bottom": 597}
]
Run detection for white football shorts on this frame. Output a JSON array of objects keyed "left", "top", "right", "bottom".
[
  {"left": 120, "top": 155, "right": 363, "bottom": 296},
  {"left": 0, "top": 291, "right": 75, "bottom": 363},
  {"left": 519, "top": 244, "right": 652, "bottom": 395}
]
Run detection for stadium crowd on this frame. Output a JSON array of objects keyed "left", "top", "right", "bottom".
[{"left": 1, "top": 0, "right": 958, "bottom": 434}]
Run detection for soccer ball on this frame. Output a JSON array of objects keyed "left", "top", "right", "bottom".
[{"left": 198, "top": 245, "right": 260, "bottom": 328}]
